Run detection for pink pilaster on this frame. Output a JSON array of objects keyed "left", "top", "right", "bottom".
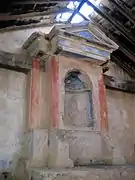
[
  {"left": 98, "top": 74, "right": 108, "bottom": 131},
  {"left": 49, "top": 56, "right": 59, "bottom": 128},
  {"left": 28, "top": 59, "right": 40, "bottom": 129}
]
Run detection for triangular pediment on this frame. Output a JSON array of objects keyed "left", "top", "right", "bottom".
[
  {"left": 48, "top": 23, "right": 118, "bottom": 50},
  {"left": 47, "top": 24, "right": 118, "bottom": 63},
  {"left": 61, "top": 25, "right": 99, "bottom": 42}
]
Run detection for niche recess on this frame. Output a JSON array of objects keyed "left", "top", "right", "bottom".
[{"left": 64, "top": 70, "right": 93, "bottom": 127}]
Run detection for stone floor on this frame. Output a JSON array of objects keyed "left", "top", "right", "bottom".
[{"left": 30, "top": 165, "right": 135, "bottom": 180}]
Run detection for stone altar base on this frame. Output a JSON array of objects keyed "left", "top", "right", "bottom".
[{"left": 30, "top": 166, "right": 135, "bottom": 180}]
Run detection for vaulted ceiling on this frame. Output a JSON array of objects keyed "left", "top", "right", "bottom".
[{"left": 0, "top": 0, "right": 135, "bottom": 77}]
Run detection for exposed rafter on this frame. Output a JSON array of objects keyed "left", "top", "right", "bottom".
[
  {"left": 87, "top": 1, "right": 135, "bottom": 45},
  {"left": 68, "top": 0, "right": 86, "bottom": 22},
  {"left": 111, "top": 53, "right": 135, "bottom": 78},
  {"left": 93, "top": 22, "right": 135, "bottom": 62},
  {"left": 0, "top": 0, "right": 135, "bottom": 78},
  {"left": 12, "top": 0, "right": 70, "bottom": 5},
  {"left": 109, "top": 0, "right": 135, "bottom": 24},
  {"left": 0, "top": 7, "right": 71, "bottom": 21}
]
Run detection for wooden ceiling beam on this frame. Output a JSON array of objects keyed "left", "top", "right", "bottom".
[
  {"left": 12, "top": 0, "right": 70, "bottom": 5},
  {"left": 0, "top": 7, "right": 71, "bottom": 21},
  {"left": 109, "top": 0, "right": 135, "bottom": 24}
]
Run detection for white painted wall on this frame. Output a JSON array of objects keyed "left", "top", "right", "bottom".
[{"left": 0, "top": 26, "right": 53, "bottom": 53}]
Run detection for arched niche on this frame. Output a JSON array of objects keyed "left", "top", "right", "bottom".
[{"left": 64, "top": 69, "right": 93, "bottom": 128}]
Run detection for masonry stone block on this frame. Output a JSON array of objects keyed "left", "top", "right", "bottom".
[
  {"left": 26, "top": 129, "right": 48, "bottom": 167},
  {"left": 48, "top": 130, "right": 74, "bottom": 168},
  {"left": 48, "top": 129, "right": 112, "bottom": 167}
]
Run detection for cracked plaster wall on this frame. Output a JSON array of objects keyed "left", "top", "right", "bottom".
[{"left": 0, "top": 68, "right": 26, "bottom": 172}]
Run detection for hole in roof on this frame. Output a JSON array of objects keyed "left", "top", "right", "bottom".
[
  {"left": 56, "top": 12, "right": 72, "bottom": 22},
  {"left": 88, "top": 0, "right": 101, "bottom": 5},
  {"left": 80, "top": 0, "right": 101, "bottom": 19},
  {"left": 56, "top": 0, "right": 101, "bottom": 23},
  {"left": 71, "top": 14, "right": 84, "bottom": 23},
  {"left": 80, "top": 2, "right": 94, "bottom": 19},
  {"left": 67, "top": 1, "right": 79, "bottom": 10}
]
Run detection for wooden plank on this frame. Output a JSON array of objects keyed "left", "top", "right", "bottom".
[
  {"left": 98, "top": 74, "right": 108, "bottom": 131},
  {"left": 104, "top": 74, "right": 135, "bottom": 93}
]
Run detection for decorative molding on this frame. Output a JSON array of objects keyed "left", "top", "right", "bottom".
[{"left": 48, "top": 25, "right": 118, "bottom": 63}]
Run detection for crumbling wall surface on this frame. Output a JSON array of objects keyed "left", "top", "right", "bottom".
[
  {"left": 106, "top": 63, "right": 135, "bottom": 164},
  {"left": 0, "top": 68, "right": 26, "bottom": 172}
]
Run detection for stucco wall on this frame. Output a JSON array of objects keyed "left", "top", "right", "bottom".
[
  {"left": 0, "top": 26, "right": 53, "bottom": 53},
  {"left": 0, "top": 68, "right": 26, "bottom": 171},
  {"left": 105, "top": 62, "right": 135, "bottom": 164},
  {"left": 107, "top": 89, "right": 135, "bottom": 164}
]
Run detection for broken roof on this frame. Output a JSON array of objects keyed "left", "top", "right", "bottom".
[{"left": 0, "top": 0, "right": 135, "bottom": 77}]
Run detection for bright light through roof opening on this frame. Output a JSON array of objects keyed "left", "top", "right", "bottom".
[
  {"left": 67, "top": 1, "right": 79, "bottom": 10},
  {"left": 56, "top": 0, "right": 101, "bottom": 23},
  {"left": 71, "top": 14, "right": 84, "bottom": 24},
  {"left": 80, "top": 3, "right": 94, "bottom": 19},
  {"left": 80, "top": 0, "right": 101, "bottom": 19},
  {"left": 88, "top": 0, "right": 101, "bottom": 5},
  {"left": 56, "top": 12, "right": 72, "bottom": 22}
]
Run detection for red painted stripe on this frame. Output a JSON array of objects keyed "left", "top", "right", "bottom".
[
  {"left": 50, "top": 56, "right": 59, "bottom": 128},
  {"left": 29, "top": 59, "right": 40, "bottom": 129},
  {"left": 98, "top": 74, "right": 108, "bottom": 131}
]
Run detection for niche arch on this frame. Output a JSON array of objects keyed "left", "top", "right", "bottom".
[{"left": 64, "top": 69, "right": 93, "bottom": 127}]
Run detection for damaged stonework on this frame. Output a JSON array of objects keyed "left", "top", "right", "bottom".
[
  {"left": 17, "top": 24, "right": 119, "bottom": 171},
  {"left": 48, "top": 129, "right": 112, "bottom": 168},
  {"left": 1, "top": 23, "right": 125, "bottom": 179},
  {"left": 23, "top": 129, "right": 48, "bottom": 167},
  {"left": 47, "top": 55, "right": 114, "bottom": 168}
]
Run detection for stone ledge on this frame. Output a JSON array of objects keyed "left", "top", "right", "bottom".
[
  {"left": 57, "top": 127, "right": 100, "bottom": 132},
  {"left": 30, "top": 165, "right": 135, "bottom": 180}
]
